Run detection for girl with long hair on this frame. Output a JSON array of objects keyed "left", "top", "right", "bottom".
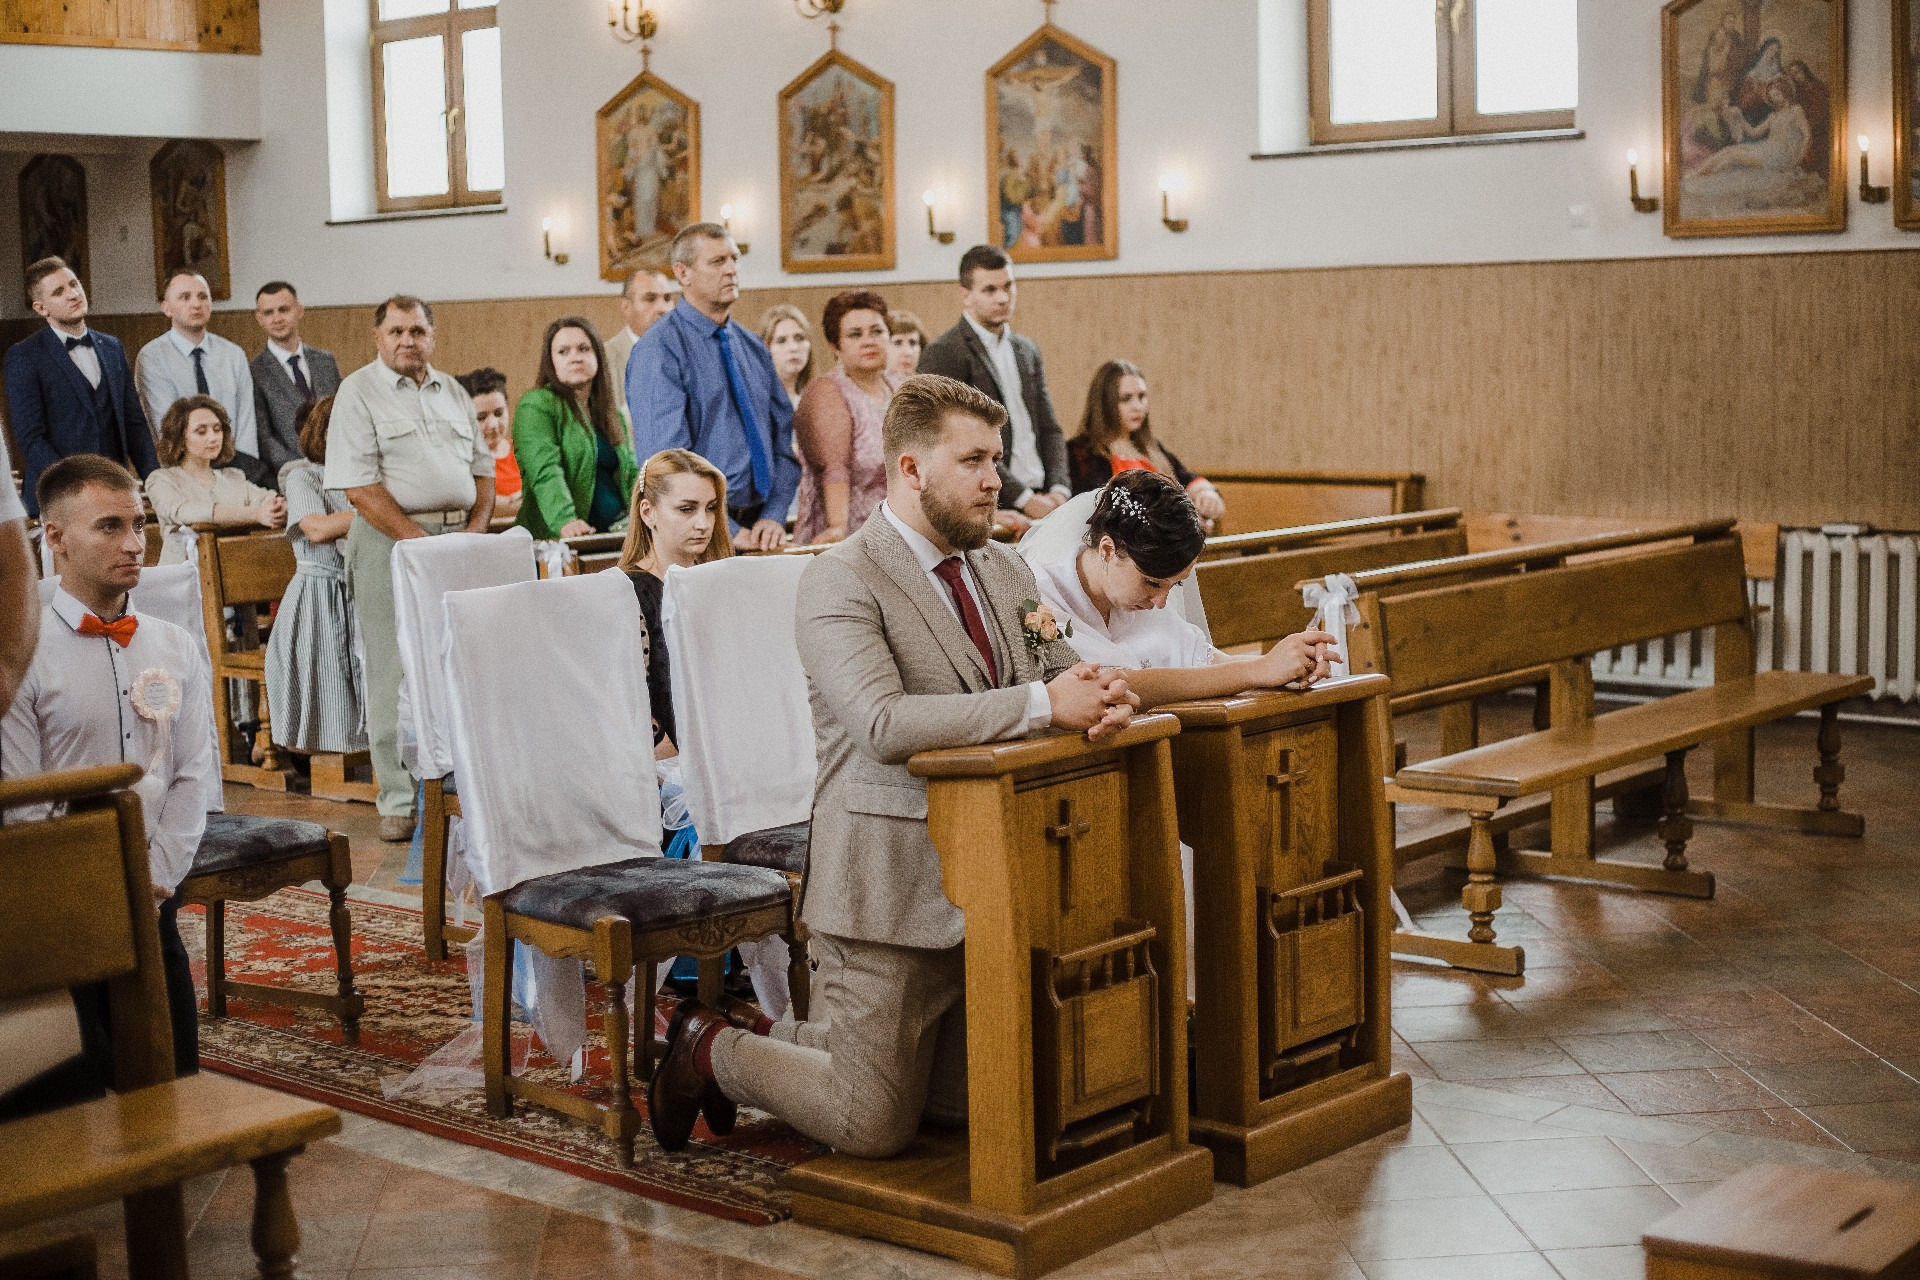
[
  {"left": 512, "top": 316, "right": 637, "bottom": 540},
  {"left": 1067, "top": 359, "right": 1225, "bottom": 531}
]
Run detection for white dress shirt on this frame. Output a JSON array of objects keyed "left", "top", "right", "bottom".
[
  {"left": 50, "top": 320, "right": 102, "bottom": 388},
  {"left": 963, "top": 313, "right": 1058, "bottom": 504},
  {"left": 0, "top": 588, "right": 215, "bottom": 893},
  {"left": 135, "top": 328, "right": 259, "bottom": 456},
  {"left": 266, "top": 338, "right": 307, "bottom": 380},
  {"left": 880, "top": 502, "right": 1051, "bottom": 732}
]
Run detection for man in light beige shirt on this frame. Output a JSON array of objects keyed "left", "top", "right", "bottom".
[{"left": 323, "top": 295, "right": 493, "bottom": 839}]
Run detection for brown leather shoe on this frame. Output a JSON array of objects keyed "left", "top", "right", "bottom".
[
  {"left": 714, "top": 995, "right": 773, "bottom": 1035},
  {"left": 647, "top": 1000, "right": 733, "bottom": 1151}
]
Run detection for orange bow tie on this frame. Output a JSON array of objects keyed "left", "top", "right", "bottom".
[{"left": 78, "top": 613, "right": 139, "bottom": 647}]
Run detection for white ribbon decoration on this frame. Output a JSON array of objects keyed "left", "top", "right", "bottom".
[
  {"left": 533, "top": 540, "right": 574, "bottom": 579},
  {"left": 1300, "top": 573, "right": 1360, "bottom": 679}
]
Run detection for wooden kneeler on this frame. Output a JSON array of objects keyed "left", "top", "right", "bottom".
[
  {"left": 1167, "top": 675, "right": 1410, "bottom": 1187},
  {"left": 787, "top": 715, "right": 1213, "bottom": 1280}
]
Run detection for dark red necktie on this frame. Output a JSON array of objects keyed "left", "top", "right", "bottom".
[{"left": 931, "top": 557, "right": 999, "bottom": 684}]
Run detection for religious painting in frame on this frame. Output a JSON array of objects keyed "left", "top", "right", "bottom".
[
  {"left": 985, "top": 23, "right": 1118, "bottom": 263},
  {"left": 18, "top": 154, "right": 90, "bottom": 297},
  {"left": 597, "top": 69, "right": 700, "bottom": 282},
  {"left": 1661, "top": 0, "right": 1847, "bottom": 238},
  {"left": 1894, "top": 0, "right": 1920, "bottom": 229},
  {"left": 777, "top": 48, "right": 895, "bottom": 273},
  {"left": 149, "top": 139, "right": 232, "bottom": 300}
]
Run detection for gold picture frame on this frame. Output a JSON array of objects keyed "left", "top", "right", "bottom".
[
  {"left": 1661, "top": 0, "right": 1847, "bottom": 238},
  {"left": 149, "top": 139, "right": 231, "bottom": 300},
  {"left": 1895, "top": 0, "right": 1920, "bottom": 229},
  {"left": 597, "top": 69, "right": 700, "bottom": 283},
  {"left": 777, "top": 48, "right": 895, "bottom": 274},
  {"left": 985, "top": 23, "right": 1118, "bottom": 263},
  {"left": 19, "top": 154, "right": 89, "bottom": 297}
]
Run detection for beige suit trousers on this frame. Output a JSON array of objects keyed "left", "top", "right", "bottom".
[{"left": 712, "top": 933, "right": 966, "bottom": 1158}]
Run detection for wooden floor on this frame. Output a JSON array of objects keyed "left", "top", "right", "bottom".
[{"left": 5, "top": 707, "right": 1915, "bottom": 1279}]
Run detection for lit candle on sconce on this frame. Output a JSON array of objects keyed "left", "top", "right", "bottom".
[
  {"left": 1859, "top": 135, "right": 1890, "bottom": 203},
  {"left": 1157, "top": 173, "right": 1188, "bottom": 233},
  {"left": 1626, "top": 149, "right": 1658, "bottom": 213},
  {"left": 923, "top": 189, "right": 954, "bottom": 244},
  {"left": 718, "top": 204, "right": 752, "bottom": 255},
  {"left": 541, "top": 215, "right": 570, "bottom": 265}
]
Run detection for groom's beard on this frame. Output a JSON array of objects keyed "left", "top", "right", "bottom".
[{"left": 922, "top": 479, "right": 995, "bottom": 552}]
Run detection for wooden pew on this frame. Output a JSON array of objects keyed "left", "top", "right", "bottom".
[
  {"left": 1345, "top": 527, "right": 1871, "bottom": 974},
  {"left": 1206, "top": 469, "right": 1424, "bottom": 534},
  {"left": 1201, "top": 507, "right": 1461, "bottom": 561},
  {"left": 1168, "top": 675, "right": 1410, "bottom": 1186},
  {"left": 0, "top": 764, "right": 341, "bottom": 1280},
  {"left": 788, "top": 715, "right": 1212, "bottom": 1278}
]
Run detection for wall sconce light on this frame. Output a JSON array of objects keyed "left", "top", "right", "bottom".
[
  {"left": 1859, "top": 135, "right": 1890, "bottom": 203},
  {"left": 1626, "top": 149, "right": 1658, "bottom": 213},
  {"left": 719, "top": 204, "right": 752, "bottom": 256},
  {"left": 607, "top": 0, "right": 656, "bottom": 46},
  {"left": 541, "top": 216, "right": 569, "bottom": 266},
  {"left": 923, "top": 190, "right": 954, "bottom": 244},
  {"left": 1158, "top": 173, "right": 1188, "bottom": 233}
]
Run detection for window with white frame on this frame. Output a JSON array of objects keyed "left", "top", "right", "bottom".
[
  {"left": 1307, "top": 0, "right": 1578, "bottom": 145},
  {"left": 370, "top": 0, "right": 505, "bottom": 211}
]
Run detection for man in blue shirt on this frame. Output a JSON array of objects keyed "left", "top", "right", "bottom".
[{"left": 627, "top": 223, "right": 798, "bottom": 551}]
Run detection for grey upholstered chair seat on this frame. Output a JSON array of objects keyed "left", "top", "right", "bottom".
[
  {"left": 722, "top": 822, "right": 809, "bottom": 875},
  {"left": 498, "top": 857, "right": 790, "bottom": 932},
  {"left": 191, "top": 814, "right": 334, "bottom": 877}
]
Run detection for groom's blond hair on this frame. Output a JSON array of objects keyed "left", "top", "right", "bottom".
[{"left": 882, "top": 374, "right": 1007, "bottom": 476}]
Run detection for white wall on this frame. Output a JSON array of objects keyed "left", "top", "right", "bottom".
[{"left": 2, "top": 0, "right": 1912, "bottom": 321}]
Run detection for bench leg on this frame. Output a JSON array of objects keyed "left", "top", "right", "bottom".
[
  {"left": 422, "top": 779, "right": 450, "bottom": 961},
  {"left": 205, "top": 900, "right": 228, "bottom": 1020},
  {"left": 249, "top": 1148, "right": 302, "bottom": 1280},
  {"left": 483, "top": 902, "right": 513, "bottom": 1119},
  {"left": 603, "top": 972, "right": 635, "bottom": 1168},
  {"left": 1462, "top": 812, "right": 1502, "bottom": 945},
  {"left": 1815, "top": 703, "right": 1846, "bottom": 814},
  {"left": 1659, "top": 749, "right": 1695, "bottom": 874},
  {"left": 123, "top": 1185, "right": 188, "bottom": 1280},
  {"left": 1439, "top": 701, "right": 1479, "bottom": 756},
  {"left": 326, "top": 880, "right": 363, "bottom": 1044}
]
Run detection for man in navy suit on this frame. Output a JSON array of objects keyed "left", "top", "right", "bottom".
[{"left": 3, "top": 257, "right": 157, "bottom": 517}]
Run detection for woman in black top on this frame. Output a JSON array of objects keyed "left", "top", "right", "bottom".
[
  {"left": 618, "top": 448, "right": 735, "bottom": 753},
  {"left": 1067, "top": 359, "right": 1226, "bottom": 532}
]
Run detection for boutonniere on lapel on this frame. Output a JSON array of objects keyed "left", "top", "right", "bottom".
[{"left": 1019, "top": 599, "right": 1071, "bottom": 653}]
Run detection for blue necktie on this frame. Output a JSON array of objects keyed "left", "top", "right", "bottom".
[
  {"left": 190, "top": 347, "right": 210, "bottom": 395},
  {"left": 714, "top": 325, "right": 773, "bottom": 503}
]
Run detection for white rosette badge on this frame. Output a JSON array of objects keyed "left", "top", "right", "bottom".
[{"left": 128, "top": 668, "right": 183, "bottom": 821}]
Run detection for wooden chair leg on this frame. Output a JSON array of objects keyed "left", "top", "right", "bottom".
[
  {"left": 603, "top": 972, "right": 634, "bottom": 1168},
  {"left": 636, "top": 960, "right": 658, "bottom": 1082},
  {"left": 422, "top": 779, "right": 449, "bottom": 960},
  {"left": 122, "top": 1184, "right": 188, "bottom": 1280},
  {"left": 205, "top": 899, "right": 227, "bottom": 1020},
  {"left": 482, "top": 901, "right": 512, "bottom": 1119},
  {"left": 248, "top": 1148, "right": 303, "bottom": 1280},
  {"left": 254, "top": 678, "right": 284, "bottom": 773},
  {"left": 1462, "top": 812, "right": 1503, "bottom": 946},
  {"left": 786, "top": 928, "right": 809, "bottom": 1022},
  {"left": 1815, "top": 703, "right": 1845, "bottom": 813},
  {"left": 326, "top": 880, "right": 362, "bottom": 1044},
  {"left": 1658, "top": 748, "right": 1696, "bottom": 873}
]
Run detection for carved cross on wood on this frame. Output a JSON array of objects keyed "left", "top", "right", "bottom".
[
  {"left": 1266, "top": 750, "right": 1305, "bottom": 856},
  {"left": 1046, "top": 797, "right": 1092, "bottom": 912}
]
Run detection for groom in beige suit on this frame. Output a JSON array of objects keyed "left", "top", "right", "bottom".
[{"left": 649, "top": 374, "right": 1136, "bottom": 1157}]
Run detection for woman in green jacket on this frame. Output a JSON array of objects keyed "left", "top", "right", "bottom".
[{"left": 513, "top": 315, "right": 638, "bottom": 540}]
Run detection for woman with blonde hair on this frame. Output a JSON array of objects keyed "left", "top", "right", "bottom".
[{"left": 757, "top": 303, "right": 815, "bottom": 407}]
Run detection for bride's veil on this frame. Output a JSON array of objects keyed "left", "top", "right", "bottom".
[{"left": 1014, "top": 490, "right": 1213, "bottom": 641}]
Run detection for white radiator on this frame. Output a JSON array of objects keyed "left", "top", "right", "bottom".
[{"left": 1589, "top": 529, "right": 1920, "bottom": 704}]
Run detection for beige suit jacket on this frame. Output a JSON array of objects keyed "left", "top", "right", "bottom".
[{"left": 796, "top": 510, "right": 1080, "bottom": 949}]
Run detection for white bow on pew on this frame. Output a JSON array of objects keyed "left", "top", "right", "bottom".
[{"left": 1301, "top": 572, "right": 1360, "bottom": 679}]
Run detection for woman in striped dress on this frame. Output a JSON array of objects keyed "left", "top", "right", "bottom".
[{"left": 265, "top": 396, "right": 367, "bottom": 755}]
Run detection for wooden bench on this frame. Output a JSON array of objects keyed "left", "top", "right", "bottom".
[
  {"left": 1642, "top": 1163, "right": 1920, "bottom": 1278},
  {"left": 1206, "top": 469, "right": 1424, "bottom": 534},
  {"left": 0, "top": 764, "right": 341, "bottom": 1280},
  {"left": 1348, "top": 527, "right": 1870, "bottom": 974},
  {"left": 1200, "top": 507, "right": 1462, "bottom": 561}
]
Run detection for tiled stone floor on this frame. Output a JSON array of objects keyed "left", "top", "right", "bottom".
[{"left": 14, "top": 706, "right": 1917, "bottom": 1278}]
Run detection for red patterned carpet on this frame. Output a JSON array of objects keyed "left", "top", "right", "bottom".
[{"left": 180, "top": 889, "right": 824, "bottom": 1225}]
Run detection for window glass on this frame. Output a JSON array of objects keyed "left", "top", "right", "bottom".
[
  {"left": 461, "top": 25, "right": 505, "bottom": 192},
  {"left": 378, "top": 0, "right": 448, "bottom": 19},
  {"left": 1328, "top": 0, "right": 1438, "bottom": 124},
  {"left": 1475, "top": 0, "right": 1579, "bottom": 115},
  {"left": 383, "top": 34, "right": 450, "bottom": 198}
]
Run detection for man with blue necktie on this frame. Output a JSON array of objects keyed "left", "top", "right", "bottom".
[
  {"left": 2, "top": 257, "right": 159, "bottom": 517},
  {"left": 626, "top": 223, "right": 799, "bottom": 551}
]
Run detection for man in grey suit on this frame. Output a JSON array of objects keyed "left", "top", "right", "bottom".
[
  {"left": 648, "top": 375, "right": 1135, "bottom": 1157},
  {"left": 250, "top": 281, "right": 342, "bottom": 478},
  {"left": 918, "top": 245, "right": 1071, "bottom": 537}
]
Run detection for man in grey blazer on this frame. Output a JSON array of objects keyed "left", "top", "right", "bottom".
[
  {"left": 918, "top": 245, "right": 1071, "bottom": 535},
  {"left": 648, "top": 375, "right": 1135, "bottom": 1157},
  {"left": 250, "top": 281, "right": 342, "bottom": 478}
]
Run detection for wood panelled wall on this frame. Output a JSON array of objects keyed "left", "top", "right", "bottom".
[
  {"left": 0, "top": 0, "right": 257, "bottom": 52},
  {"left": 7, "top": 250, "right": 1915, "bottom": 529}
]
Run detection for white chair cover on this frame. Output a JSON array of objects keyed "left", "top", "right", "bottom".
[
  {"left": 661, "top": 556, "right": 817, "bottom": 844},
  {"left": 1017, "top": 490, "right": 1213, "bottom": 641},
  {"left": 392, "top": 528, "right": 536, "bottom": 780},
  {"left": 441, "top": 571, "right": 663, "bottom": 898}
]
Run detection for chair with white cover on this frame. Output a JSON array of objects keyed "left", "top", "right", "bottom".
[
  {"left": 661, "top": 555, "right": 817, "bottom": 1021},
  {"left": 391, "top": 527, "right": 537, "bottom": 959},
  {"left": 442, "top": 572, "right": 794, "bottom": 1165}
]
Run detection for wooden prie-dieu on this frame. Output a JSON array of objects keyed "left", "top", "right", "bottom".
[
  {"left": 1168, "top": 674, "right": 1410, "bottom": 1186},
  {"left": 787, "top": 714, "right": 1213, "bottom": 1279}
]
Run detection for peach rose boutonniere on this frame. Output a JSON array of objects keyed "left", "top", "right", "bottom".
[{"left": 1019, "top": 599, "right": 1072, "bottom": 653}]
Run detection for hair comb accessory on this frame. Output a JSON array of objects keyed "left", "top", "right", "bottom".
[{"left": 1106, "top": 486, "right": 1147, "bottom": 522}]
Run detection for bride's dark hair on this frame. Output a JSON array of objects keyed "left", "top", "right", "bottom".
[{"left": 1083, "top": 470, "right": 1206, "bottom": 579}]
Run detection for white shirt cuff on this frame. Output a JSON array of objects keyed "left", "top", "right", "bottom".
[
  {"left": 1007, "top": 486, "right": 1034, "bottom": 511},
  {"left": 1049, "top": 485, "right": 1071, "bottom": 499},
  {"left": 1024, "top": 680, "right": 1052, "bottom": 733}
]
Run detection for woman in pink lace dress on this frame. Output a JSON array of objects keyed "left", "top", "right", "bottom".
[{"left": 792, "top": 289, "right": 900, "bottom": 544}]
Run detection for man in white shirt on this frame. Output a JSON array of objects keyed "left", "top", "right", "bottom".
[
  {"left": 1, "top": 454, "right": 216, "bottom": 1080},
  {"left": 249, "top": 280, "right": 343, "bottom": 477},
  {"left": 918, "top": 245, "right": 1072, "bottom": 535},
  {"left": 604, "top": 267, "right": 679, "bottom": 417},
  {"left": 135, "top": 269, "right": 264, "bottom": 483}
]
